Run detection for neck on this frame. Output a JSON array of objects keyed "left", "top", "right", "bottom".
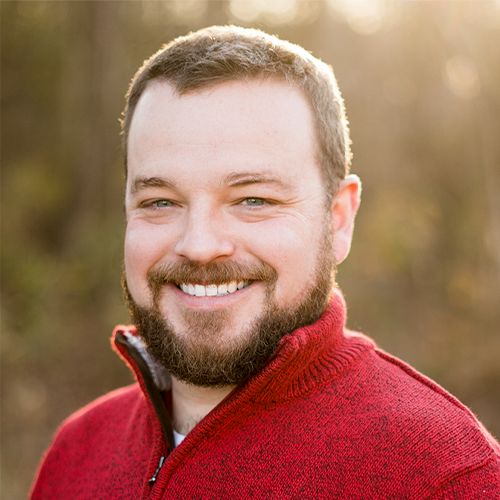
[{"left": 171, "top": 377, "right": 235, "bottom": 435}]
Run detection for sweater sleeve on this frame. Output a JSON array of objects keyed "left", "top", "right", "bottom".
[{"left": 428, "top": 457, "right": 500, "bottom": 499}]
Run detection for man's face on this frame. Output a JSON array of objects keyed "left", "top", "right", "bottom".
[{"left": 124, "top": 79, "right": 335, "bottom": 385}]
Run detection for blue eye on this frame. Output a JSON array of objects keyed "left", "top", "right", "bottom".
[
  {"left": 243, "top": 198, "right": 265, "bottom": 206},
  {"left": 153, "top": 200, "right": 174, "bottom": 208}
]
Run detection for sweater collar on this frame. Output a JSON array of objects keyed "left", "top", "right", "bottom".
[
  {"left": 231, "top": 288, "right": 366, "bottom": 404},
  {"left": 112, "top": 288, "right": 371, "bottom": 405}
]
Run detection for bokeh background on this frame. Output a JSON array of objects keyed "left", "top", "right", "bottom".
[{"left": 2, "top": 1, "right": 500, "bottom": 497}]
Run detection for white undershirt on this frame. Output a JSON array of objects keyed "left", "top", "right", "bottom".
[{"left": 173, "top": 429, "right": 186, "bottom": 447}]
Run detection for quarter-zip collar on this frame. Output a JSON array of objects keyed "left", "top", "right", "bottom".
[{"left": 111, "top": 288, "right": 373, "bottom": 492}]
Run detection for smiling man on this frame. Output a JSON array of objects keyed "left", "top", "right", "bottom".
[{"left": 32, "top": 26, "right": 500, "bottom": 499}]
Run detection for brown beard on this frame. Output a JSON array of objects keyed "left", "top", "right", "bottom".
[{"left": 124, "top": 229, "right": 335, "bottom": 388}]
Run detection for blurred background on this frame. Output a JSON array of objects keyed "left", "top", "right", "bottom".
[{"left": 2, "top": 1, "right": 500, "bottom": 497}]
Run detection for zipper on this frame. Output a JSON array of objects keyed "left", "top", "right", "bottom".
[
  {"left": 114, "top": 332, "right": 176, "bottom": 453},
  {"left": 149, "top": 456, "right": 166, "bottom": 485},
  {"left": 114, "top": 333, "right": 176, "bottom": 494}
]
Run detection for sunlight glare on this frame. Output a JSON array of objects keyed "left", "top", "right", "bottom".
[
  {"left": 265, "top": 0, "right": 299, "bottom": 26},
  {"left": 229, "top": 0, "right": 307, "bottom": 26},
  {"left": 170, "top": 0, "right": 207, "bottom": 22},
  {"left": 329, "top": 0, "right": 386, "bottom": 35},
  {"left": 444, "top": 55, "right": 480, "bottom": 100},
  {"left": 229, "top": 0, "right": 265, "bottom": 22}
]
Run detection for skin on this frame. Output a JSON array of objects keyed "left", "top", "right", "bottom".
[{"left": 125, "top": 79, "right": 361, "bottom": 434}]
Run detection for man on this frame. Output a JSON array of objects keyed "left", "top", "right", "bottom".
[{"left": 31, "top": 26, "right": 500, "bottom": 499}]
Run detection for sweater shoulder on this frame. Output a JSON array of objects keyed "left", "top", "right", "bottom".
[
  {"left": 373, "top": 347, "right": 497, "bottom": 437},
  {"left": 317, "top": 338, "right": 499, "bottom": 458},
  {"left": 374, "top": 348, "right": 480, "bottom": 413},
  {"left": 302, "top": 342, "right": 500, "bottom": 495},
  {"left": 41, "top": 383, "right": 147, "bottom": 455},
  {"left": 366, "top": 347, "right": 500, "bottom": 464},
  {"left": 31, "top": 383, "right": 152, "bottom": 499},
  {"left": 51, "top": 383, "right": 152, "bottom": 456},
  {"left": 62, "top": 383, "right": 144, "bottom": 427}
]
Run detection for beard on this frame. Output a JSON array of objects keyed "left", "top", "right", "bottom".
[{"left": 124, "top": 226, "right": 335, "bottom": 388}]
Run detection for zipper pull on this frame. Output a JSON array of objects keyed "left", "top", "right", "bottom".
[{"left": 149, "top": 456, "right": 166, "bottom": 485}]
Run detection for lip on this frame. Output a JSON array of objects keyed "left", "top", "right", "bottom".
[{"left": 164, "top": 281, "right": 258, "bottom": 309}]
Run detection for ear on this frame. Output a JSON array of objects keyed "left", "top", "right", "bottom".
[{"left": 331, "top": 174, "right": 361, "bottom": 265}]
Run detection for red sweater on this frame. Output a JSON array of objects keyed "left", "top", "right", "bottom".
[{"left": 31, "top": 291, "right": 500, "bottom": 499}]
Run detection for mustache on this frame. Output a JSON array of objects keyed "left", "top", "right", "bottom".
[{"left": 146, "top": 260, "right": 277, "bottom": 298}]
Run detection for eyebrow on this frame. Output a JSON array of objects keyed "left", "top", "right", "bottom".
[
  {"left": 130, "top": 172, "right": 292, "bottom": 195},
  {"left": 130, "top": 176, "right": 176, "bottom": 195},
  {"left": 224, "top": 172, "right": 290, "bottom": 189}
]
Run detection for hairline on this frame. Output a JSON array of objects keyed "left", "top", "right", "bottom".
[
  {"left": 121, "top": 26, "right": 351, "bottom": 202},
  {"left": 124, "top": 74, "right": 339, "bottom": 202}
]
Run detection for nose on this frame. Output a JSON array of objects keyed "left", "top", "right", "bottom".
[{"left": 174, "top": 207, "right": 235, "bottom": 264}]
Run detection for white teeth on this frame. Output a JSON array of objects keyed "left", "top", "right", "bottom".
[{"left": 179, "top": 280, "right": 249, "bottom": 297}]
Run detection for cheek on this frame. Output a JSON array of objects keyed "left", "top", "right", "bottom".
[
  {"left": 124, "top": 221, "right": 171, "bottom": 295},
  {"left": 246, "top": 218, "right": 323, "bottom": 296}
]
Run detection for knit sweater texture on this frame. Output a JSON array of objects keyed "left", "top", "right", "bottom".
[{"left": 31, "top": 291, "right": 500, "bottom": 499}]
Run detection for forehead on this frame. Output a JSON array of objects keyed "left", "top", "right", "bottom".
[{"left": 127, "top": 79, "right": 322, "bottom": 188}]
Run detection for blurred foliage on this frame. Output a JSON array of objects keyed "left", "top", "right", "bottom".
[{"left": 1, "top": 1, "right": 500, "bottom": 498}]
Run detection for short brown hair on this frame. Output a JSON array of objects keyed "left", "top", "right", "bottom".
[{"left": 122, "top": 26, "right": 351, "bottom": 198}]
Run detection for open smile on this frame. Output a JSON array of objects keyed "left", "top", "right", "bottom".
[{"left": 178, "top": 280, "right": 251, "bottom": 297}]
